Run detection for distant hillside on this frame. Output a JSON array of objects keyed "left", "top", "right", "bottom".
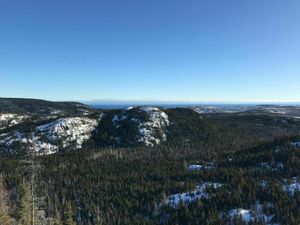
[
  {"left": 193, "top": 104, "right": 300, "bottom": 118},
  {"left": 1, "top": 98, "right": 300, "bottom": 156},
  {"left": 1, "top": 99, "right": 300, "bottom": 225},
  {"left": 0, "top": 97, "right": 94, "bottom": 115}
]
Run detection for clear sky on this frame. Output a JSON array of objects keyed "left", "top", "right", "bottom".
[{"left": 0, "top": 0, "right": 299, "bottom": 102}]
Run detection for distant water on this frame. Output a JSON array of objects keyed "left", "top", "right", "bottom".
[
  {"left": 90, "top": 103, "right": 256, "bottom": 110},
  {"left": 89, "top": 102, "right": 300, "bottom": 110},
  {"left": 90, "top": 104, "right": 196, "bottom": 109}
]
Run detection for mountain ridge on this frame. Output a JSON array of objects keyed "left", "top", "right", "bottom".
[{"left": 1, "top": 97, "right": 300, "bottom": 156}]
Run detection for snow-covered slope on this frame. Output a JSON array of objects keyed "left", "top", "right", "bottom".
[
  {"left": 0, "top": 113, "right": 30, "bottom": 130},
  {"left": 282, "top": 177, "right": 300, "bottom": 196},
  {"left": 0, "top": 131, "right": 59, "bottom": 155},
  {"left": 192, "top": 105, "right": 300, "bottom": 118},
  {"left": 137, "top": 107, "right": 169, "bottom": 146},
  {"left": 37, "top": 117, "right": 99, "bottom": 148},
  {"left": 224, "top": 202, "right": 278, "bottom": 225},
  {"left": 104, "top": 106, "right": 170, "bottom": 147},
  {"left": 0, "top": 117, "right": 100, "bottom": 155},
  {"left": 0, "top": 98, "right": 105, "bottom": 155},
  {"left": 162, "top": 182, "right": 222, "bottom": 208},
  {"left": 0, "top": 101, "right": 172, "bottom": 154}
]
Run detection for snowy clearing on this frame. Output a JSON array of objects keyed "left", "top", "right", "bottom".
[
  {"left": 162, "top": 182, "right": 222, "bottom": 208},
  {"left": 224, "top": 202, "right": 278, "bottom": 225}
]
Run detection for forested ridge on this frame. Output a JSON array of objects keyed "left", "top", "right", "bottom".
[{"left": 1, "top": 108, "right": 300, "bottom": 224}]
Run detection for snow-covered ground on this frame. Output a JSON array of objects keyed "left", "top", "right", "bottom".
[
  {"left": 187, "top": 164, "right": 203, "bottom": 170},
  {"left": 37, "top": 117, "right": 98, "bottom": 148},
  {"left": 112, "top": 114, "right": 128, "bottom": 128},
  {"left": 112, "top": 107, "right": 169, "bottom": 146},
  {"left": 162, "top": 182, "right": 222, "bottom": 208},
  {"left": 224, "top": 202, "right": 278, "bottom": 225},
  {"left": 256, "top": 162, "right": 284, "bottom": 171},
  {"left": 282, "top": 177, "right": 300, "bottom": 196},
  {"left": 138, "top": 107, "right": 169, "bottom": 146},
  {"left": 259, "top": 180, "right": 268, "bottom": 189},
  {"left": 193, "top": 106, "right": 239, "bottom": 114},
  {"left": 192, "top": 105, "right": 300, "bottom": 118},
  {"left": 290, "top": 141, "right": 300, "bottom": 148},
  {"left": 0, "top": 131, "right": 58, "bottom": 155},
  {"left": 187, "top": 163, "right": 215, "bottom": 171},
  {"left": 0, "top": 113, "right": 30, "bottom": 129},
  {"left": 0, "top": 117, "right": 100, "bottom": 155}
]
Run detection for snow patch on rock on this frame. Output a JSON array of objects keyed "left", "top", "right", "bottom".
[
  {"left": 137, "top": 107, "right": 169, "bottom": 146},
  {"left": 112, "top": 114, "right": 128, "bottom": 128},
  {"left": 290, "top": 141, "right": 300, "bottom": 148},
  {"left": 0, "top": 113, "right": 30, "bottom": 129},
  {"left": 111, "top": 107, "right": 169, "bottom": 147},
  {"left": 187, "top": 162, "right": 215, "bottom": 171},
  {"left": 225, "top": 202, "right": 278, "bottom": 225},
  {"left": 0, "top": 131, "right": 58, "bottom": 155},
  {"left": 36, "top": 117, "right": 98, "bottom": 148},
  {"left": 282, "top": 177, "right": 300, "bottom": 196},
  {"left": 255, "top": 162, "right": 284, "bottom": 171},
  {"left": 162, "top": 182, "right": 222, "bottom": 208},
  {"left": 0, "top": 117, "right": 99, "bottom": 155}
]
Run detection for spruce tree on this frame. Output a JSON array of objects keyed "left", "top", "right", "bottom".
[
  {"left": 54, "top": 207, "right": 63, "bottom": 225},
  {"left": 17, "top": 180, "right": 32, "bottom": 225},
  {"left": 0, "top": 174, "right": 12, "bottom": 225},
  {"left": 19, "top": 142, "right": 42, "bottom": 225},
  {"left": 63, "top": 203, "right": 76, "bottom": 225}
]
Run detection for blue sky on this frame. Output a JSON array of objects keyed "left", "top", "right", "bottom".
[{"left": 0, "top": 0, "right": 299, "bottom": 102}]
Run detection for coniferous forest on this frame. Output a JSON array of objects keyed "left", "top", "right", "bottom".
[
  {"left": 2, "top": 0, "right": 300, "bottom": 224},
  {"left": 1, "top": 104, "right": 300, "bottom": 225}
]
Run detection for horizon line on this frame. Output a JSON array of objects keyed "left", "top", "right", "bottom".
[
  {"left": 81, "top": 99, "right": 300, "bottom": 106},
  {"left": 1, "top": 97, "right": 300, "bottom": 105}
]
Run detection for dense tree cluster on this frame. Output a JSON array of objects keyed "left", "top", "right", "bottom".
[{"left": 1, "top": 111, "right": 300, "bottom": 224}]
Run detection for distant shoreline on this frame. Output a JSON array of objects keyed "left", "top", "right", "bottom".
[{"left": 90, "top": 103, "right": 300, "bottom": 110}]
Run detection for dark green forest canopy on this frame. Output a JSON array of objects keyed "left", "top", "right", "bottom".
[{"left": 1, "top": 108, "right": 300, "bottom": 225}]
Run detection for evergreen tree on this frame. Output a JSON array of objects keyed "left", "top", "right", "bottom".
[
  {"left": 0, "top": 174, "right": 12, "bottom": 225},
  {"left": 17, "top": 180, "right": 32, "bottom": 225},
  {"left": 54, "top": 207, "right": 63, "bottom": 225},
  {"left": 54, "top": 216, "right": 63, "bottom": 225},
  {"left": 17, "top": 143, "right": 39, "bottom": 225},
  {"left": 63, "top": 203, "right": 76, "bottom": 225}
]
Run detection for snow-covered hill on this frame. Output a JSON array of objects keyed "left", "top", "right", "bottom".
[
  {"left": 0, "top": 99, "right": 172, "bottom": 154},
  {"left": 0, "top": 113, "right": 30, "bottom": 130},
  {"left": 0, "top": 98, "right": 103, "bottom": 155},
  {"left": 134, "top": 107, "right": 169, "bottom": 146},
  {"left": 37, "top": 117, "right": 99, "bottom": 148},
  {"left": 2, "top": 98, "right": 300, "bottom": 157},
  {"left": 101, "top": 106, "right": 170, "bottom": 147},
  {"left": 193, "top": 105, "right": 300, "bottom": 118},
  {"left": 0, "top": 117, "right": 100, "bottom": 155}
]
